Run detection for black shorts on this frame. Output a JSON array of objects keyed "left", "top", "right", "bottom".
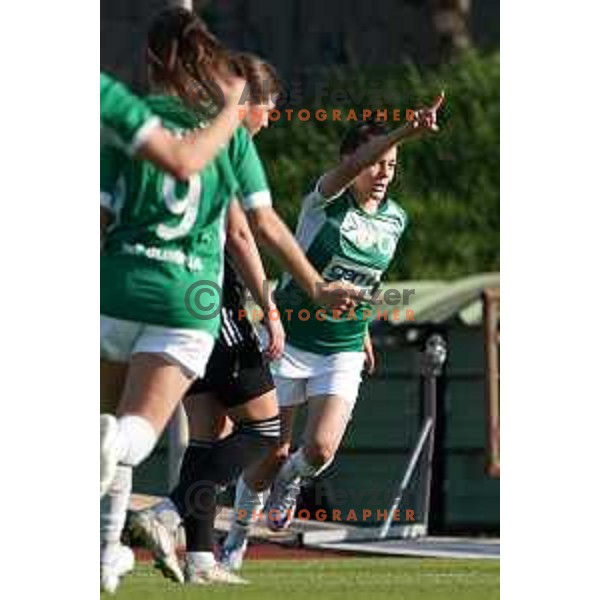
[{"left": 188, "top": 311, "right": 275, "bottom": 408}]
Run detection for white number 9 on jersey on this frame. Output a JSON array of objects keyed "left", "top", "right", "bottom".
[{"left": 156, "top": 174, "right": 202, "bottom": 241}]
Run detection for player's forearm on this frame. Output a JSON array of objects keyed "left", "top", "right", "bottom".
[
  {"left": 320, "top": 122, "right": 419, "bottom": 198},
  {"left": 226, "top": 204, "right": 275, "bottom": 312},
  {"left": 247, "top": 209, "right": 324, "bottom": 300},
  {"left": 228, "top": 239, "right": 275, "bottom": 313},
  {"left": 137, "top": 103, "right": 243, "bottom": 181}
]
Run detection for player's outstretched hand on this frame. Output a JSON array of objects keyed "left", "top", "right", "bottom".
[
  {"left": 315, "top": 282, "right": 384, "bottom": 311},
  {"left": 409, "top": 91, "right": 445, "bottom": 135},
  {"left": 315, "top": 281, "right": 356, "bottom": 311},
  {"left": 263, "top": 309, "right": 285, "bottom": 361}
]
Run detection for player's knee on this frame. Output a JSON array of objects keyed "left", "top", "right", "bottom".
[{"left": 305, "top": 440, "right": 336, "bottom": 466}]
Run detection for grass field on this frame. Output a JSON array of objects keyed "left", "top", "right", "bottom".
[{"left": 103, "top": 557, "right": 499, "bottom": 600}]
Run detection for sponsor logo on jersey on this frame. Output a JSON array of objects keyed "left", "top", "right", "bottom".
[
  {"left": 321, "top": 255, "right": 383, "bottom": 289},
  {"left": 339, "top": 211, "right": 401, "bottom": 258}
]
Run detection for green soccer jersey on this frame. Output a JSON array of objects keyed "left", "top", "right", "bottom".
[
  {"left": 100, "top": 95, "right": 254, "bottom": 337},
  {"left": 100, "top": 72, "right": 161, "bottom": 155},
  {"left": 276, "top": 180, "right": 408, "bottom": 354},
  {"left": 227, "top": 126, "right": 272, "bottom": 211}
]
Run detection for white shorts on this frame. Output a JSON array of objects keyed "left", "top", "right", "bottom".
[
  {"left": 100, "top": 315, "right": 215, "bottom": 378},
  {"left": 268, "top": 342, "right": 365, "bottom": 410}
]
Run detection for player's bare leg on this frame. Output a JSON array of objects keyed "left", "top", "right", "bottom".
[
  {"left": 181, "top": 391, "right": 278, "bottom": 584},
  {"left": 100, "top": 359, "right": 134, "bottom": 592},
  {"left": 266, "top": 394, "right": 351, "bottom": 531},
  {"left": 130, "top": 394, "right": 227, "bottom": 584},
  {"left": 100, "top": 359, "right": 128, "bottom": 414},
  {"left": 221, "top": 406, "right": 296, "bottom": 570},
  {"left": 134, "top": 389, "right": 280, "bottom": 584},
  {"left": 101, "top": 354, "right": 193, "bottom": 587}
]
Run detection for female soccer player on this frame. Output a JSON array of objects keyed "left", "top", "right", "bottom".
[
  {"left": 129, "top": 51, "right": 286, "bottom": 586},
  {"left": 99, "top": 10, "right": 258, "bottom": 592},
  {"left": 220, "top": 94, "right": 445, "bottom": 571}
]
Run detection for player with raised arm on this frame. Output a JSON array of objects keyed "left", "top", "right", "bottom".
[{"left": 220, "top": 94, "right": 445, "bottom": 571}]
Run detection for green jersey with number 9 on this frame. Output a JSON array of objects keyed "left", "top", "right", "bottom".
[{"left": 101, "top": 95, "right": 248, "bottom": 337}]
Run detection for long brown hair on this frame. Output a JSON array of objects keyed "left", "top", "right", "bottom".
[{"left": 146, "top": 7, "right": 233, "bottom": 115}]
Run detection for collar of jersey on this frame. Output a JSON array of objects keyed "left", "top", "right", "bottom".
[{"left": 347, "top": 188, "right": 390, "bottom": 217}]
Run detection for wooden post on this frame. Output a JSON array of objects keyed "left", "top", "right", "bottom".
[{"left": 482, "top": 288, "right": 500, "bottom": 477}]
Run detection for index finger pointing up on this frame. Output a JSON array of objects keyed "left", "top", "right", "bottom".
[{"left": 431, "top": 90, "right": 445, "bottom": 111}]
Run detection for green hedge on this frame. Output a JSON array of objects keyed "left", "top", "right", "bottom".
[{"left": 255, "top": 51, "right": 499, "bottom": 280}]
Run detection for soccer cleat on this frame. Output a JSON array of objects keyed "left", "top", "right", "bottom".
[
  {"left": 100, "top": 543, "right": 135, "bottom": 594},
  {"left": 129, "top": 508, "right": 184, "bottom": 584},
  {"left": 219, "top": 536, "right": 249, "bottom": 572},
  {"left": 184, "top": 560, "right": 249, "bottom": 585},
  {"left": 265, "top": 480, "right": 301, "bottom": 531},
  {"left": 151, "top": 499, "right": 182, "bottom": 534},
  {"left": 100, "top": 414, "right": 119, "bottom": 498}
]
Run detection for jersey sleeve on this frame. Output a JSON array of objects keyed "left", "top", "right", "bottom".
[
  {"left": 303, "top": 175, "right": 346, "bottom": 211},
  {"left": 228, "top": 127, "right": 272, "bottom": 211},
  {"left": 100, "top": 143, "right": 126, "bottom": 214},
  {"left": 100, "top": 72, "right": 161, "bottom": 156},
  {"left": 212, "top": 148, "right": 242, "bottom": 209}
]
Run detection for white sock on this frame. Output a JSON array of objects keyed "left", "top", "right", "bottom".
[
  {"left": 115, "top": 415, "right": 157, "bottom": 467},
  {"left": 186, "top": 551, "right": 215, "bottom": 571},
  {"left": 226, "top": 522, "right": 250, "bottom": 549},
  {"left": 101, "top": 465, "right": 132, "bottom": 553},
  {"left": 313, "top": 456, "right": 335, "bottom": 477},
  {"left": 277, "top": 448, "right": 320, "bottom": 485},
  {"left": 232, "top": 476, "right": 268, "bottom": 527}
]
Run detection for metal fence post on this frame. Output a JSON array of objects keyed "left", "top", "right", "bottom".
[{"left": 379, "top": 332, "right": 447, "bottom": 539}]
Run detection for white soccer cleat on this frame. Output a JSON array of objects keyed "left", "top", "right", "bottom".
[
  {"left": 100, "top": 543, "right": 135, "bottom": 594},
  {"left": 265, "top": 480, "right": 301, "bottom": 531},
  {"left": 151, "top": 499, "right": 182, "bottom": 533},
  {"left": 129, "top": 508, "right": 184, "bottom": 583},
  {"left": 100, "top": 414, "right": 119, "bottom": 498},
  {"left": 184, "top": 561, "right": 249, "bottom": 585},
  {"left": 219, "top": 536, "right": 249, "bottom": 572}
]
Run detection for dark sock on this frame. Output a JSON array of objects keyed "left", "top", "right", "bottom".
[
  {"left": 169, "top": 440, "right": 213, "bottom": 516},
  {"left": 184, "top": 481, "right": 217, "bottom": 552},
  {"left": 180, "top": 415, "right": 281, "bottom": 552},
  {"left": 199, "top": 415, "right": 281, "bottom": 487}
]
